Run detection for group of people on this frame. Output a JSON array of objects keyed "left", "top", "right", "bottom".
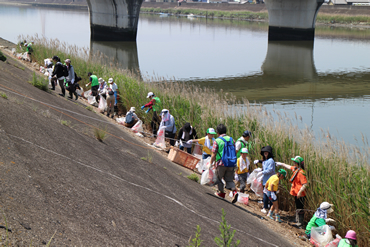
[{"left": 139, "top": 92, "right": 359, "bottom": 246}]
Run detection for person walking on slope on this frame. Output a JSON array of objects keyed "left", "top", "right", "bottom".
[
  {"left": 276, "top": 156, "right": 307, "bottom": 227},
  {"left": 210, "top": 124, "right": 238, "bottom": 203},
  {"left": 64, "top": 59, "right": 78, "bottom": 100},
  {"left": 107, "top": 78, "right": 118, "bottom": 107},
  {"left": 141, "top": 92, "right": 161, "bottom": 135},
  {"left": 97, "top": 78, "right": 107, "bottom": 103},
  {"left": 159, "top": 109, "right": 176, "bottom": 146},
  {"left": 235, "top": 130, "right": 253, "bottom": 158},
  {"left": 85, "top": 72, "right": 99, "bottom": 102},
  {"left": 106, "top": 79, "right": 116, "bottom": 119},
  {"left": 264, "top": 169, "right": 287, "bottom": 223},
  {"left": 338, "top": 230, "right": 358, "bottom": 247},
  {"left": 305, "top": 202, "right": 336, "bottom": 239},
  {"left": 236, "top": 148, "right": 251, "bottom": 193},
  {"left": 177, "top": 122, "right": 198, "bottom": 154},
  {"left": 254, "top": 146, "right": 276, "bottom": 214},
  {"left": 51, "top": 56, "right": 65, "bottom": 95},
  {"left": 191, "top": 128, "right": 217, "bottom": 160}
]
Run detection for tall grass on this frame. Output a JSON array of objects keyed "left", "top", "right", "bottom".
[
  {"left": 29, "top": 72, "right": 49, "bottom": 91},
  {"left": 26, "top": 36, "right": 370, "bottom": 246}
]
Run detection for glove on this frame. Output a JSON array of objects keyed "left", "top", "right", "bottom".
[
  {"left": 141, "top": 105, "right": 145, "bottom": 110},
  {"left": 275, "top": 162, "right": 282, "bottom": 166},
  {"left": 329, "top": 225, "right": 336, "bottom": 231},
  {"left": 186, "top": 140, "right": 193, "bottom": 144},
  {"left": 254, "top": 160, "right": 259, "bottom": 165},
  {"left": 145, "top": 108, "right": 151, "bottom": 114},
  {"left": 85, "top": 84, "right": 89, "bottom": 87},
  {"left": 175, "top": 141, "right": 179, "bottom": 147},
  {"left": 325, "top": 218, "right": 335, "bottom": 223}
]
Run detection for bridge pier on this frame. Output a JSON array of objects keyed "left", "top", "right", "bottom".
[
  {"left": 265, "top": 0, "right": 324, "bottom": 41},
  {"left": 87, "top": 0, "right": 143, "bottom": 42}
]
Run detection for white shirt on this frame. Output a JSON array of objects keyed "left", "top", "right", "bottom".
[{"left": 108, "top": 83, "right": 118, "bottom": 92}]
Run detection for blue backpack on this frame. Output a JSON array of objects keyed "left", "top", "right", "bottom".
[
  {"left": 126, "top": 111, "right": 134, "bottom": 124},
  {"left": 219, "top": 136, "right": 237, "bottom": 167}
]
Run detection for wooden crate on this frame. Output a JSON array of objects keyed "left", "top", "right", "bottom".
[{"left": 168, "top": 147, "right": 200, "bottom": 170}]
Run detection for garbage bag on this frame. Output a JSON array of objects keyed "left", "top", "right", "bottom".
[
  {"left": 116, "top": 117, "right": 125, "bottom": 125},
  {"left": 84, "top": 89, "right": 92, "bottom": 98},
  {"left": 87, "top": 95, "right": 96, "bottom": 105},
  {"left": 196, "top": 156, "right": 211, "bottom": 173},
  {"left": 98, "top": 96, "right": 107, "bottom": 112},
  {"left": 192, "top": 144, "right": 202, "bottom": 156},
  {"left": 200, "top": 166, "right": 217, "bottom": 186},
  {"left": 251, "top": 178, "right": 264, "bottom": 197},
  {"left": 237, "top": 193, "right": 249, "bottom": 205},
  {"left": 311, "top": 225, "right": 334, "bottom": 247},
  {"left": 247, "top": 168, "right": 263, "bottom": 185},
  {"left": 154, "top": 126, "right": 166, "bottom": 149},
  {"left": 132, "top": 120, "right": 143, "bottom": 133}
]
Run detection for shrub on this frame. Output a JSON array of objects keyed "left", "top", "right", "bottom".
[{"left": 0, "top": 50, "right": 6, "bottom": 62}]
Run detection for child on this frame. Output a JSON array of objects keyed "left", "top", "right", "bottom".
[
  {"left": 236, "top": 148, "right": 250, "bottom": 193},
  {"left": 305, "top": 202, "right": 335, "bottom": 239},
  {"left": 190, "top": 128, "right": 216, "bottom": 160},
  {"left": 264, "top": 169, "right": 287, "bottom": 223},
  {"left": 338, "top": 230, "right": 358, "bottom": 247}
]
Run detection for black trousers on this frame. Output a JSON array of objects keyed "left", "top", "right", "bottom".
[
  {"left": 295, "top": 196, "right": 305, "bottom": 214},
  {"left": 165, "top": 131, "right": 175, "bottom": 146},
  {"left": 151, "top": 111, "right": 161, "bottom": 135}
]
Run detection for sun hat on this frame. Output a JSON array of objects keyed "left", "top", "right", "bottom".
[
  {"left": 241, "top": 148, "right": 248, "bottom": 154},
  {"left": 320, "top": 202, "right": 334, "bottom": 213},
  {"left": 130, "top": 107, "right": 136, "bottom": 112},
  {"left": 161, "top": 109, "right": 169, "bottom": 113},
  {"left": 291, "top": 156, "right": 304, "bottom": 164},
  {"left": 345, "top": 230, "right": 357, "bottom": 240},
  {"left": 242, "top": 130, "right": 251, "bottom": 137},
  {"left": 108, "top": 78, "right": 113, "bottom": 83},
  {"left": 65, "top": 58, "right": 71, "bottom": 64},
  {"left": 207, "top": 128, "right": 216, "bottom": 135},
  {"left": 278, "top": 169, "right": 287, "bottom": 178},
  {"left": 147, "top": 92, "right": 154, "bottom": 98},
  {"left": 98, "top": 78, "right": 104, "bottom": 83}
]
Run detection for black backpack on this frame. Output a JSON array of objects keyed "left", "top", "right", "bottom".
[
  {"left": 108, "top": 88, "right": 114, "bottom": 95},
  {"left": 74, "top": 72, "right": 81, "bottom": 83},
  {"left": 125, "top": 112, "right": 134, "bottom": 124},
  {"left": 62, "top": 64, "right": 69, "bottom": 77}
]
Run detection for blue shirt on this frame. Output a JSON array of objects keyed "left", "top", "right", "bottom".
[
  {"left": 262, "top": 158, "right": 276, "bottom": 185},
  {"left": 162, "top": 115, "right": 176, "bottom": 134}
]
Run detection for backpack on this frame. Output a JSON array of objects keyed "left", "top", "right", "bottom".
[
  {"left": 125, "top": 112, "right": 134, "bottom": 124},
  {"left": 74, "top": 72, "right": 81, "bottom": 83},
  {"left": 219, "top": 136, "right": 237, "bottom": 167},
  {"left": 107, "top": 88, "right": 114, "bottom": 95},
  {"left": 62, "top": 64, "right": 69, "bottom": 77}
]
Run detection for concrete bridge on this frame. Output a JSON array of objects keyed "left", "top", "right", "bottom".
[{"left": 86, "top": 0, "right": 325, "bottom": 41}]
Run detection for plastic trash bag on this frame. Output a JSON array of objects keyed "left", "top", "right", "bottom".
[
  {"left": 154, "top": 126, "right": 166, "bottom": 149},
  {"left": 192, "top": 144, "right": 202, "bottom": 156},
  {"left": 87, "top": 95, "right": 96, "bottom": 105},
  {"left": 196, "top": 156, "right": 211, "bottom": 173},
  {"left": 324, "top": 235, "right": 342, "bottom": 247},
  {"left": 247, "top": 168, "right": 263, "bottom": 185},
  {"left": 311, "top": 225, "right": 334, "bottom": 247},
  {"left": 237, "top": 193, "right": 249, "bottom": 205},
  {"left": 132, "top": 120, "right": 143, "bottom": 133},
  {"left": 98, "top": 96, "right": 107, "bottom": 112},
  {"left": 200, "top": 166, "right": 217, "bottom": 186},
  {"left": 251, "top": 178, "right": 264, "bottom": 197},
  {"left": 84, "top": 89, "right": 92, "bottom": 98},
  {"left": 116, "top": 117, "right": 125, "bottom": 125}
]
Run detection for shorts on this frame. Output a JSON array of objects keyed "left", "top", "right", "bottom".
[{"left": 266, "top": 190, "right": 277, "bottom": 202}]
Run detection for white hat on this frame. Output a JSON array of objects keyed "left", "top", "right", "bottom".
[
  {"left": 108, "top": 78, "right": 113, "bottom": 83},
  {"left": 147, "top": 92, "right": 154, "bottom": 98},
  {"left": 130, "top": 107, "right": 136, "bottom": 112},
  {"left": 320, "top": 202, "right": 334, "bottom": 213},
  {"left": 241, "top": 148, "right": 249, "bottom": 154},
  {"left": 98, "top": 78, "right": 104, "bottom": 83},
  {"left": 161, "top": 109, "right": 169, "bottom": 113}
]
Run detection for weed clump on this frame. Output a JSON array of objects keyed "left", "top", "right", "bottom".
[
  {"left": 0, "top": 50, "right": 6, "bottom": 62},
  {"left": 187, "top": 173, "right": 199, "bottom": 183},
  {"left": 93, "top": 126, "right": 108, "bottom": 142},
  {"left": 29, "top": 72, "right": 48, "bottom": 91}
]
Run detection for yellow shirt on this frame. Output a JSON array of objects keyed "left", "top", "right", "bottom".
[
  {"left": 198, "top": 137, "right": 213, "bottom": 155},
  {"left": 236, "top": 157, "right": 249, "bottom": 175},
  {"left": 265, "top": 174, "right": 280, "bottom": 191}
]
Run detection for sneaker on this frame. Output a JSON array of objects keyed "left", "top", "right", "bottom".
[
  {"left": 107, "top": 114, "right": 110, "bottom": 118},
  {"left": 261, "top": 208, "right": 268, "bottom": 214},
  {"left": 214, "top": 192, "right": 226, "bottom": 199},
  {"left": 231, "top": 191, "right": 238, "bottom": 204},
  {"left": 276, "top": 214, "right": 282, "bottom": 223},
  {"left": 75, "top": 95, "right": 78, "bottom": 100},
  {"left": 268, "top": 210, "right": 274, "bottom": 219}
]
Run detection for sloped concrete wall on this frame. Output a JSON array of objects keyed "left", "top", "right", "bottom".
[{"left": 87, "top": 0, "right": 143, "bottom": 41}]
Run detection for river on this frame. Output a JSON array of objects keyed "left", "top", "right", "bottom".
[{"left": 1, "top": 3, "right": 370, "bottom": 146}]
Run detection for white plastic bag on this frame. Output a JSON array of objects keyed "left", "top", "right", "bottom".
[
  {"left": 247, "top": 168, "right": 263, "bottom": 185},
  {"left": 98, "top": 96, "right": 107, "bottom": 112},
  {"left": 154, "top": 126, "right": 166, "bottom": 149},
  {"left": 200, "top": 166, "right": 217, "bottom": 186},
  {"left": 249, "top": 168, "right": 264, "bottom": 197},
  {"left": 84, "top": 89, "right": 92, "bottom": 98},
  {"left": 192, "top": 144, "right": 202, "bottom": 156},
  {"left": 196, "top": 156, "right": 211, "bottom": 173},
  {"left": 87, "top": 95, "right": 96, "bottom": 105},
  {"left": 237, "top": 193, "right": 249, "bottom": 205},
  {"left": 311, "top": 225, "right": 334, "bottom": 247},
  {"left": 251, "top": 178, "right": 264, "bottom": 197},
  {"left": 132, "top": 120, "right": 143, "bottom": 133},
  {"left": 116, "top": 117, "right": 126, "bottom": 124}
]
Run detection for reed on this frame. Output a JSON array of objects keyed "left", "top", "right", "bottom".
[{"left": 25, "top": 35, "right": 370, "bottom": 246}]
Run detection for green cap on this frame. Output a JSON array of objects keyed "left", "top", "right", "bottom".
[
  {"left": 207, "top": 128, "right": 216, "bottom": 135},
  {"left": 291, "top": 156, "right": 304, "bottom": 164},
  {"left": 240, "top": 148, "right": 249, "bottom": 154},
  {"left": 278, "top": 169, "right": 287, "bottom": 178}
]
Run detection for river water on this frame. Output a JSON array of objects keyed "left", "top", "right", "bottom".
[{"left": 1, "top": 4, "right": 370, "bottom": 146}]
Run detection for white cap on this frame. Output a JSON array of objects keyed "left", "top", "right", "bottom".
[
  {"left": 161, "top": 109, "right": 169, "bottom": 113},
  {"left": 98, "top": 78, "right": 104, "bottom": 83},
  {"left": 320, "top": 202, "right": 334, "bottom": 213},
  {"left": 108, "top": 78, "right": 113, "bottom": 83},
  {"left": 147, "top": 92, "right": 154, "bottom": 98},
  {"left": 130, "top": 107, "right": 136, "bottom": 112},
  {"left": 241, "top": 148, "right": 249, "bottom": 154}
]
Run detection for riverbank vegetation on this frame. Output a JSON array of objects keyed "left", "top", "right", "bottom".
[
  {"left": 141, "top": 7, "right": 370, "bottom": 25},
  {"left": 25, "top": 35, "right": 369, "bottom": 246}
]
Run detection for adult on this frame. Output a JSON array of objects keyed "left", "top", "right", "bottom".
[
  {"left": 85, "top": 72, "right": 99, "bottom": 102},
  {"left": 276, "top": 156, "right": 307, "bottom": 227},
  {"left": 64, "top": 59, "right": 77, "bottom": 100},
  {"left": 254, "top": 146, "right": 276, "bottom": 214},
  {"left": 26, "top": 41, "right": 33, "bottom": 63},
  {"left": 235, "top": 130, "right": 253, "bottom": 158},
  {"left": 124, "top": 107, "right": 139, "bottom": 128},
  {"left": 177, "top": 122, "right": 198, "bottom": 154},
  {"left": 338, "top": 230, "right": 358, "bottom": 247},
  {"left": 159, "top": 109, "right": 176, "bottom": 146},
  {"left": 305, "top": 202, "right": 335, "bottom": 239},
  {"left": 264, "top": 169, "right": 287, "bottom": 223},
  {"left": 141, "top": 92, "right": 162, "bottom": 135},
  {"left": 210, "top": 124, "right": 238, "bottom": 203},
  {"left": 51, "top": 56, "right": 65, "bottom": 95},
  {"left": 107, "top": 78, "right": 118, "bottom": 106},
  {"left": 106, "top": 83, "right": 115, "bottom": 119},
  {"left": 97, "top": 78, "right": 107, "bottom": 103},
  {"left": 191, "top": 128, "right": 217, "bottom": 160}
]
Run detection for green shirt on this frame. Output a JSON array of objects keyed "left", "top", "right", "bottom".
[
  {"left": 90, "top": 75, "right": 99, "bottom": 87},
  {"left": 152, "top": 96, "right": 161, "bottom": 112},
  {"left": 338, "top": 239, "right": 358, "bottom": 247},
  {"left": 305, "top": 215, "right": 326, "bottom": 235},
  {"left": 215, "top": 136, "right": 231, "bottom": 162}
]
